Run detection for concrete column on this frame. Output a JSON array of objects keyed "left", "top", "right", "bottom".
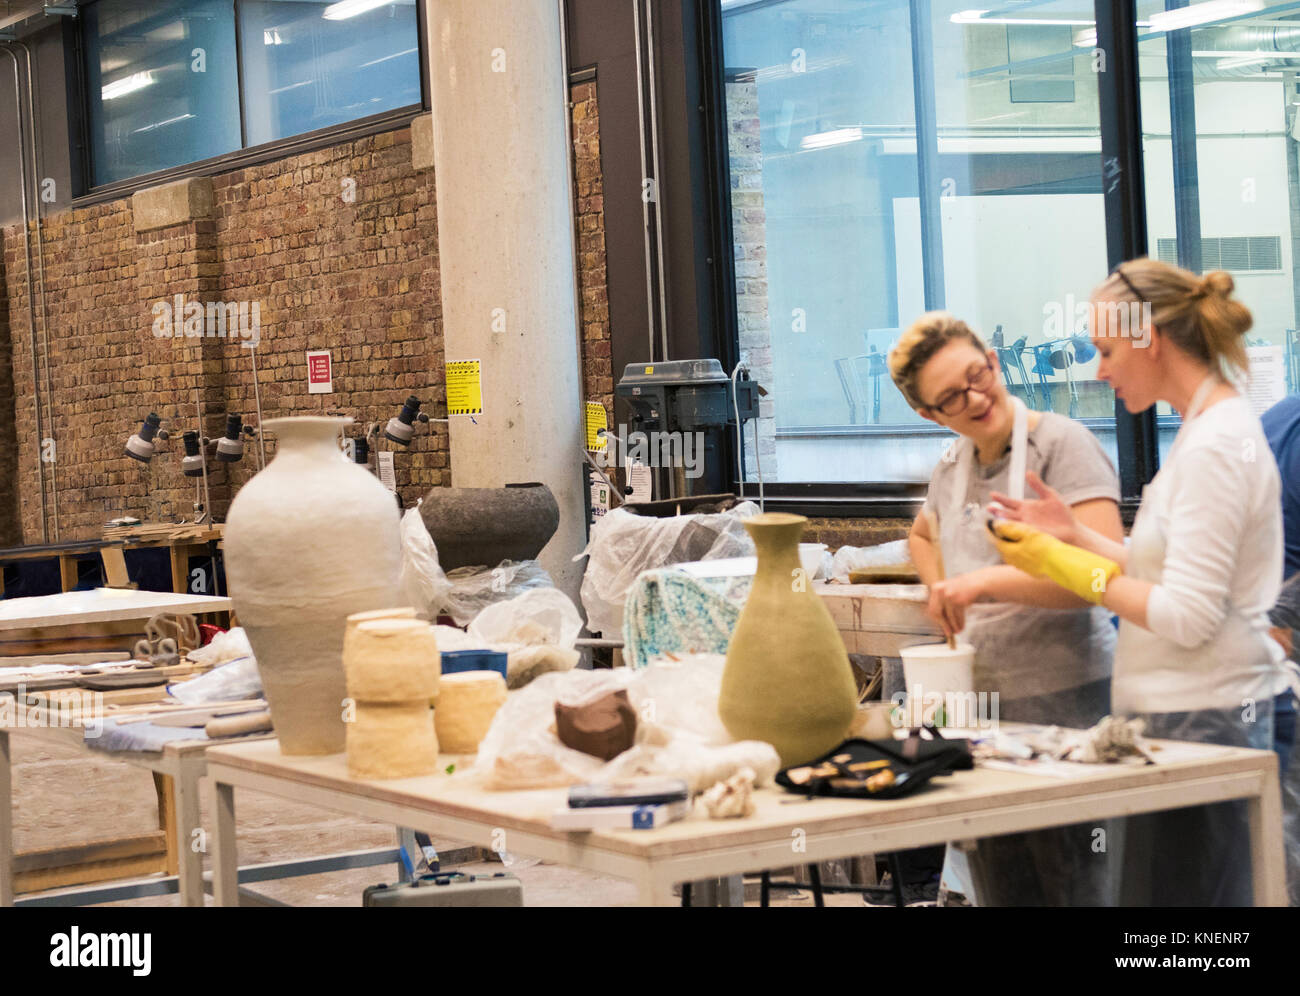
[{"left": 424, "top": 0, "right": 585, "bottom": 597}]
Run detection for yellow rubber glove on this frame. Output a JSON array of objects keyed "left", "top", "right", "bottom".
[{"left": 989, "top": 520, "right": 1119, "bottom": 605}]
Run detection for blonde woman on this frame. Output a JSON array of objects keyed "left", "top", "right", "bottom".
[
  {"left": 888, "top": 313, "right": 1123, "bottom": 905},
  {"left": 991, "top": 260, "right": 1293, "bottom": 905}
]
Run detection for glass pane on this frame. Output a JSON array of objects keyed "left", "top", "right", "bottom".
[
  {"left": 719, "top": 0, "right": 1115, "bottom": 484},
  {"left": 239, "top": 0, "right": 421, "bottom": 146},
  {"left": 84, "top": 0, "right": 242, "bottom": 186},
  {"left": 1136, "top": 0, "right": 1300, "bottom": 455}
]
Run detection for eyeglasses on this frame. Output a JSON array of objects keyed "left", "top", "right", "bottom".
[{"left": 926, "top": 362, "right": 995, "bottom": 417}]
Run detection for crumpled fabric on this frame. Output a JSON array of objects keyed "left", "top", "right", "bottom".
[
  {"left": 576, "top": 502, "right": 759, "bottom": 637},
  {"left": 622, "top": 569, "right": 751, "bottom": 669}
]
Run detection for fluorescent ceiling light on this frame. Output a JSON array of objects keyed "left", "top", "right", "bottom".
[
  {"left": 269, "top": 79, "right": 313, "bottom": 95},
  {"left": 801, "top": 127, "right": 863, "bottom": 151},
  {"left": 1217, "top": 53, "right": 1273, "bottom": 68},
  {"left": 264, "top": 29, "right": 282, "bottom": 45},
  {"left": 952, "top": 10, "right": 1094, "bottom": 25},
  {"left": 323, "top": 0, "right": 391, "bottom": 19},
  {"left": 879, "top": 136, "right": 1102, "bottom": 155},
  {"left": 1191, "top": 48, "right": 1300, "bottom": 58},
  {"left": 133, "top": 113, "right": 194, "bottom": 134},
  {"left": 1147, "top": 0, "right": 1263, "bottom": 32},
  {"left": 359, "top": 46, "right": 418, "bottom": 69},
  {"left": 101, "top": 71, "right": 153, "bottom": 101}
]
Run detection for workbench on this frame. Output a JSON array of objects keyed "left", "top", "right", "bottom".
[
  {"left": 0, "top": 589, "right": 233, "bottom": 902},
  {"left": 0, "top": 524, "right": 223, "bottom": 599},
  {"left": 202, "top": 733, "right": 1288, "bottom": 907},
  {"left": 0, "top": 694, "right": 428, "bottom": 908},
  {"left": 0, "top": 589, "right": 232, "bottom": 657}
]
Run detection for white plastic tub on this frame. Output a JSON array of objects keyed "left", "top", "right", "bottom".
[{"left": 899, "top": 641, "right": 977, "bottom": 727}]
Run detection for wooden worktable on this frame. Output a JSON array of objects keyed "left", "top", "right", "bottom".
[{"left": 203, "top": 732, "right": 1287, "bottom": 907}]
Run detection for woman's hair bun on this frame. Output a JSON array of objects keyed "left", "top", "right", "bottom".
[{"left": 1200, "top": 270, "right": 1234, "bottom": 298}]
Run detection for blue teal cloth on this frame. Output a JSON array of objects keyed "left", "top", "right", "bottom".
[
  {"left": 87, "top": 716, "right": 210, "bottom": 752},
  {"left": 622, "top": 568, "right": 752, "bottom": 669}
]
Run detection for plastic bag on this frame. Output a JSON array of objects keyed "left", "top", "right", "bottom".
[
  {"left": 467, "top": 652, "right": 780, "bottom": 792},
  {"left": 469, "top": 588, "right": 582, "bottom": 649},
  {"left": 440, "top": 559, "right": 555, "bottom": 627},
  {"left": 168, "top": 656, "right": 262, "bottom": 704},
  {"left": 399, "top": 505, "right": 453, "bottom": 620},
  {"left": 466, "top": 588, "right": 583, "bottom": 688},
  {"left": 186, "top": 626, "right": 253, "bottom": 667},
  {"left": 830, "top": 539, "right": 912, "bottom": 583},
  {"left": 577, "top": 501, "right": 760, "bottom": 637}
]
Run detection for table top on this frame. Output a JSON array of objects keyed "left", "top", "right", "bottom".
[
  {"left": 205, "top": 734, "right": 1275, "bottom": 861},
  {"left": 0, "top": 589, "right": 232, "bottom": 630}
]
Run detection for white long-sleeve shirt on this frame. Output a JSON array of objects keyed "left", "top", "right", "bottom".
[{"left": 1113, "top": 397, "right": 1289, "bottom": 714}]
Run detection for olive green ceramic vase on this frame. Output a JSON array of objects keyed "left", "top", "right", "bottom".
[{"left": 718, "top": 513, "right": 857, "bottom": 766}]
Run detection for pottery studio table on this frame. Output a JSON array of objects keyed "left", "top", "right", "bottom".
[
  {"left": 0, "top": 588, "right": 233, "bottom": 658},
  {"left": 202, "top": 732, "right": 1288, "bottom": 907},
  {"left": 0, "top": 693, "right": 443, "bottom": 909},
  {"left": 0, "top": 588, "right": 238, "bottom": 906}
]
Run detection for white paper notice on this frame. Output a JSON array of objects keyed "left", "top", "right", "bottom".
[
  {"left": 377, "top": 450, "right": 397, "bottom": 492},
  {"left": 623, "top": 460, "right": 652, "bottom": 504},
  {"left": 1246, "top": 345, "right": 1286, "bottom": 416}
]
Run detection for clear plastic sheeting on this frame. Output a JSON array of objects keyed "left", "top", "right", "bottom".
[
  {"left": 468, "top": 587, "right": 582, "bottom": 651},
  {"left": 829, "top": 539, "right": 912, "bottom": 583},
  {"left": 467, "top": 652, "right": 780, "bottom": 792},
  {"left": 467, "top": 587, "right": 583, "bottom": 688},
  {"left": 577, "top": 502, "right": 760, "bottom": 637},
  {"left": 441, "top": 560, "right": 555, "bottom": 627},
  {"left": 185, "top": 626, "right": 253, "bottom": 667},
  {"left": 398, "top": 505, "right": 452, "bottom": 620},
  {"left": 168, "top": 655, "right": 262, "bottom": 705}
]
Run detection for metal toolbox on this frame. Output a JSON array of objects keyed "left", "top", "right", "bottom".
[{"left": 363, "top": 871, "right": 523, "bottom": 908}]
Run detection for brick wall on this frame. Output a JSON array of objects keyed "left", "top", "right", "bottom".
[
  {"left": 727, "top": 73, "right": 778, "bottom": 481},
  {"left": 0, "top": 127, "right": 446, "bottom": 544},
  {"left": 0, "top": 240, "right": 16, "bottom": 546},
  {"left": 571, "top": 80, "right": 612, "bottom": 423}
]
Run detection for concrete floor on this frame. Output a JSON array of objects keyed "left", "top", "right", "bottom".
[{"left": 10, "top": 734, "right": 879, "bottom": 907}]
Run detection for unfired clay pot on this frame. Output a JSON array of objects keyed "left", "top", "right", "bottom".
[
  {"left": 224, "top": 417, "right": 402, "bottom": 755},
  {"left": 418, "top": 482, "right": 559, "bottom": 568},
  {"left": 718, "top": 512, "right": 857, "bottom": 766}
]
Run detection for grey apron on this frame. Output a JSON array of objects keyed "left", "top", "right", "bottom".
[{"left": 940, "top": 397, "right": 1114, "bottom": 704}]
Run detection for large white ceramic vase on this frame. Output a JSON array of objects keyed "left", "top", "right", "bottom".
[{"left": 224, "top": 416, "right": 401, "bottom": 754}]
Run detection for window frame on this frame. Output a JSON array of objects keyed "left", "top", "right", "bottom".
[
  {"left": 701, "top": 0, "right": 1162, "bottom": 519},
  {"left": 73, "top": 0, "right": 429, "bottom": 202}
]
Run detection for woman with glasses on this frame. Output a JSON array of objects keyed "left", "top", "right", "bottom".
[
  {"left": 888, "top": 312, "right": 1124, "bottom": 906},
  {"left": 990, "top": 259, "right": 1295, "bottom": 905}
]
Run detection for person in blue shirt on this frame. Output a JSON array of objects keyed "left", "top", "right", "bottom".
[
  {"left": 1263, "top": 395, "right": 1300, "bottom": 905},
  {"left": 1263, "top": 395, "right": 1300, "bottom": 581}
]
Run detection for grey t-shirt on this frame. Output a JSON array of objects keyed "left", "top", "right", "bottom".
[
  {"left": 920, "top": 412, "right": 1121, "bottom": 703},
  {"left": 923, "top": 411, "right": 1120, "bottom": 523}
]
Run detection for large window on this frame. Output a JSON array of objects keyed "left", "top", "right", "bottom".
[
  {"left": 720, "top": 0, "right": 1114, "bottom": 485},
  {"left": 84, "top": 0, "right": 243, "bottom": 185},
  {"left": 718, "top": 0, "right": 1300, "bottom": 506},
  {"left": 239, "top": 0, "right": 421, "bottom": 146},
  {"left": 1136, "top": 0, "right": 1300, "bottom": 458},
  {"left": 83, "top": 0, "right": 421, "bottom": 187}
]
